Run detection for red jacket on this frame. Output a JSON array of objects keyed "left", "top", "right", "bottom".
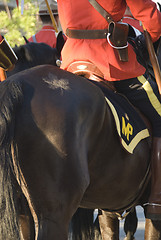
[
  {"left": 0, "top": 35, "right": 3, "bottom": 42},
  {"left": 123, "top": 15, "right": 144, "bottom": 33},
  {"left": 28, "top": 25, "right": 57, "bottom": 48},
  {"left": 57, "top": 0, "right": 161, "bottom": 81}
]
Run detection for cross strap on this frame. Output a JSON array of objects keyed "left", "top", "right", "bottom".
[{"left": 88, "top": 0, "right": 114, "bottom": 23}]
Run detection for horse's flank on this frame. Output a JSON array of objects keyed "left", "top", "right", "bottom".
[{"left": 0, "top": 65, "right": 151, "bottom": 239}]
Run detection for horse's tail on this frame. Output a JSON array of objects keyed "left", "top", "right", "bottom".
[
  {"left": 0, "top": 79, "right": 23, "bottom": 239},
  {"left": 69, "top": 208, "right": 102, "bottom": 240}
]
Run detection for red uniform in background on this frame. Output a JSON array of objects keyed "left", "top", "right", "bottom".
[
  {"left": 28, "top": 0, "right": 60, "bottom": 48},
  {"left": 28, "top": 25, "right": 57, "bottom": 48}
]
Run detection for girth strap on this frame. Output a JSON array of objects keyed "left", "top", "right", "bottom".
[{"left": 66, "top": 28, "right": 108, "bottom": 39}]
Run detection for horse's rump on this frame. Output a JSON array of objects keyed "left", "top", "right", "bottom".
[{"left": 0, "top": 65, "right": 151, "bottom": 239}]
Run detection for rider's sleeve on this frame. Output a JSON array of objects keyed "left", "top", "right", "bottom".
[{"left": 126, "top": 0, "right": 161, "bottom": 42}]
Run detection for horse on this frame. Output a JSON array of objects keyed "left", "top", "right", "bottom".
[
  {"left": 7, "top": 31, "right": 65, "bottom": 77},
  {"left": 0, "top": 62, "right": 161, "bottom": 240}
]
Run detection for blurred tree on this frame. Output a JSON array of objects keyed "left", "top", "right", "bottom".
[{"left": 0, "top": 0, "right": 41, "bottom": 47}]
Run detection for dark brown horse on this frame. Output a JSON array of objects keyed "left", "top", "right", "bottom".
[
  {"left": 7, "top": 31, "right": 65, "bottom": 77},
  {"left": 0, "top": 63, "right": 161, "bottom": 240}
]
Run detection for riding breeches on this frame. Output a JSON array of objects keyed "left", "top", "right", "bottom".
[{"left": 113, "top": 74, "right": 161, "bottom": 137}]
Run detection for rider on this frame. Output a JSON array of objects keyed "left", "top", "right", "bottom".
[
  {"left": 0, "top": 34, "right": 18, "bottom": 81},
  {"left": 57, "top": 0, "right": 161, "bottom": 220},
  {"left": 28, "top": 0, "right": 63, "bottom": 48}
]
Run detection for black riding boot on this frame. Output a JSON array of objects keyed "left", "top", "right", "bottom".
[{"left": 146, "top": 137, "right": 161, "bottom": 220}]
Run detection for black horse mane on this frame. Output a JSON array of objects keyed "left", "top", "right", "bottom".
[{"left": 0, "top": 78, "right": 23, "bottom": 239}]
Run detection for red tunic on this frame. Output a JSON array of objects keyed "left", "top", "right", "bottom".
[
  {"left": 122, "top": 15, "right": 144, "bottom": 33},
  {"left": 0, "top": 35, "right": 3, "bottom": 42},
  {"left": 28, "top": 25, "right": 57, "bottom": 48},
  {"left": 57, "top": 0, "right": 161, "bottom": 81}
]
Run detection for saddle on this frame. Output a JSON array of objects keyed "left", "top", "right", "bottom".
[
  {"left": 67, "top": 60, "right": 104, "bottom": 80},
  {"left": 67, "top": 60, "right": 116, "bottom": 91}
]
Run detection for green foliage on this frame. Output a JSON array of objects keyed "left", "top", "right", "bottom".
[{"left": 0, "top": 1, "right": 41, "bottom": 47}]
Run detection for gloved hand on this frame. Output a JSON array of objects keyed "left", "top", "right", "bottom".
[
  {"left": 128, "top": 33, "right": 161, "bottom": 81},
  {"left": 128, "top": 33, "right": 149, "bottom": 68}
]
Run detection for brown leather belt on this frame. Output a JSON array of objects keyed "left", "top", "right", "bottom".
[{"left": 66, "top": 28, "right": 108, "bottom": 39}]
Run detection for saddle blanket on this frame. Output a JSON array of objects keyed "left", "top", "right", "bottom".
[{"left": 104, "top": 89, "right": 150, "bottom": 154}]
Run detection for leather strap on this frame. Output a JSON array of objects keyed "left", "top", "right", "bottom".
[
  {"left": 66, "top": 28, "right": 108, "bottom": 39},
  {"left": 88, "top": 0, "right": 114, "bottom": 23}
]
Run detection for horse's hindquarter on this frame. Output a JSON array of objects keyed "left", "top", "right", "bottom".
[
  {"left": 80, "top": 118, "right": 150, "bottom": 212},
  {"left": 81, "top": 133, "right": 150, "bottom": 211},
  {"left": 80, "top": 92, "right": 151, "bottom": 211},
  {"left": 12, "top": 65, "right": 150, "bottom": 218},
  {"left": 13, "top": 66, "right": 109, "bottom": 221}
]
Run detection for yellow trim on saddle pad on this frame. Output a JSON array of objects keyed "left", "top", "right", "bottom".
[{"left": 105, "top": 97, "right": 150, "bottom": 154}]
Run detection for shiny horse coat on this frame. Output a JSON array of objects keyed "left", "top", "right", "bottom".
[{"left": 0, "top": 64, "right": 156, "bottom": 240}]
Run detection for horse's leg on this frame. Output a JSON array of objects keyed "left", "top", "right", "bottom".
[
  {"left": 145, "top": 218, "right": 161, "bottom": 240},
  {"left": 19, "top": 214, "right": 35, "bottom": 240},
  {"left": 34, "top": 193, "right": 88, "bottom": 240},
  {"left": 19, "top": 148, "right": 90, "bottom": 240},
  {"left": 18, "top": 193, "right": 35, "bottom": 240},
  {"left": 98, "top": 210, "right": 119, "bottom": 240},
  {"left": 22, "top": 180, "right": 89, "bottom": 240},
  {"left": 124, "top": 207, "right": 138, "bottom": 240}
]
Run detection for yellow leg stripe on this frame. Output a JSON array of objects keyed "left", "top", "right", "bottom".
[{"left": 137, "top": 75, "right": 161, "bottom": 116}]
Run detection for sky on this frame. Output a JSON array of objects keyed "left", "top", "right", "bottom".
[{"left": 153, "top": 0, "right": 161, "bottom": 4}]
